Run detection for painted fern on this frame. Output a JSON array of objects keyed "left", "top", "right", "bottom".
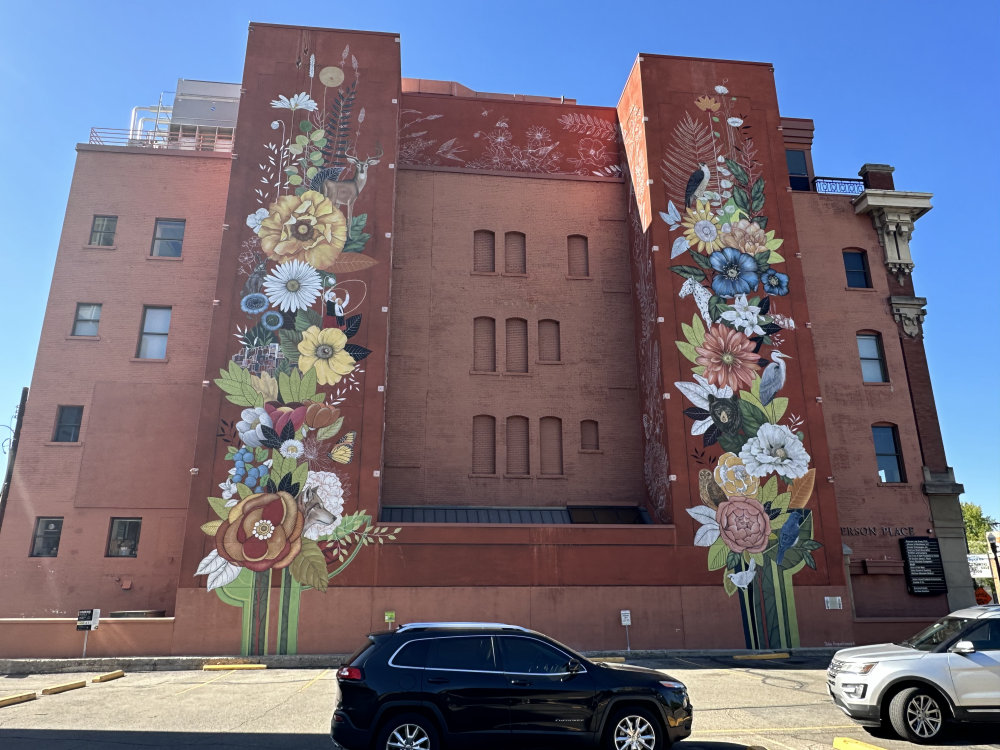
[{"left": 661, "top": 112, "right": 717, "bottom": 206}]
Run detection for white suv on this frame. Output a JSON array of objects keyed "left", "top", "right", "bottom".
[{"left": 828, "top": 605, "right": 1000, "bottom": 742}]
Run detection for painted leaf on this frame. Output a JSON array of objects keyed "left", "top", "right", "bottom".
[
  {"left": 236, "top": 482, "right": 254, "bottom": 499},
  {"left": 725, "top": 159, "right": 749, "bottom": 186},
  {"left": 676, "top": 341, "right": 699, "bottom": 363},
  {"left": 215, "top": 362, "right": 264, "bottom": 407},
  {"left": 766, "top": 236, "right": 784, "bottom": 251},
  {"left": 733, "top": 186, "right": 750, "bottom": 214},
  {"left": 343, "top": 315, "right": 362, "bottom": 339},
  {"left": 768, "top": 397, "right": 789, "bottom": 423},
  {"left": 331, "top": 254, "right": 379, "bottom": 273},
  {"left": 292, "top": 460, "right": 309, "bottom": 490},
  {"left": 684, "top": 407, "right": 710, "bottom": 421},
  {"left": 768, "top": 251, "right": 785, "bottom": 264},
  {"left": 758, "top": 476, "right": 779, "bottom": 507},
  {"left": 737, "top": 400, "right": 768, "bottom": 438},
  {"left": 278, "top": 367, "right": 318, "bottom": 404},
  {"left": 195, "top": 550, "right": 242, "bottom": 591},
  {"left": 670, "top": 236, "right": 689, "bottom": 258},
  {"left": 690, "top": 313, "right": 706, "bottom": 342},
  {"left": 754, "top": 251, "right": 771, "bottom": 273},
  {"left": 690, "top": 252, "right": 713, "bottom": 272},
  {"left": 702, "top": 424, "right": 720, "bottom": 447},
  {"left": 681, "top": 322, "right": 698, "bottom": 347},
  {"left": 750, "top": 178, "right": 766, "bottom": 213},
  {"left": 295, "top": 309, "right": 322, "bottom": 332},
  {"left": 716, "top": 431, "right": 744, "bottom": 455},
  {"left": 251, "top": 371, "right": 279, "bottom": 402},
  {"left": 270, "top": 453, "right": 295, "bottom": 484},
  {"left": 686, "top": 505, "right": 717, "bottom": 525},
  {"left": 707, "top": 538, "right": 729, "bottom": 570},
  {"left": 315, "top": 416, "right": 344, "bottom": 442},
  {"left": 201, "top": 520, "right": 222, "bottom": 536},
  {"left": 344, "top": 343, "right": 371, "bottom": 362},
  {"left": 708, "top": 296, "right": 729, "bottom": 324},
  {"left": 694, "top": 524, "right": 720, "bottom": 547},
  {"left": 727, "top": 551, "right": 742, "bottom": 571},
  {"left": 771, "top": 491, "right": 792, "bottom": 513},
  {"left": 278, "top": 329, "right": 303, "bottom": 364},
  {"left": 670, "top": 266, "right": 706, "bottom": 282},
  {"left": 802, "top": 550, "right": 817, "bottom": 570},
  {"left": 674, "top": 381, "right": 709, "bottom": 409},
  {"left": 289, "top": 539, "right": 329, "bottom": 591},
  {"left": 343, "top": 232, "right": 372, "bottom": 254},
  {"left": 299, "top": 120, "right": 314, "bottom": 133},
  {"left": 207, "top": 496, "right": 229, "bottom": 520},
  {"left": 254, "top": 447, "right": 269, "bottom": 463},
  {"left": 287, "top": 174, "right": 303, "bottom": 185},
  {"left": 753, "top": 216, "right": 768, "bottom": 230},
  {"left": 788, "top": 468, "right": 816, "bottom": 509},
  {"left": 801, "top": 540, "right": 823, "bottom": 551},
  {"left": 723, "top": 570, "right": 738, "bottom": 597},
  {"left": 331, "top": 511, "right": 369, "bottom": 541}
]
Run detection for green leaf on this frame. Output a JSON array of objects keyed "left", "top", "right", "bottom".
[
  {"left": 670, "top": 266, "right": 706, "bottom": 282},
  {"left": 201, "top": 520, "right": 222, "bottom": 536},
  {"left": 287, "top": 174, "right": 303, "bottom": 185},
  {"left": 316, "top": 416, "right": 344, "bottom": 442},
  {"left": 758, "top": 476, "right": 779, "bottom": 507},
  {"left": 309, "top": 150, "right": 325, "bottom": 164},
  {"left": 713, "top": 131, "right": 721, "bottom": 138},
  {"left": 717, "top": 431, "right": 745, "bottom": 455},
  {"left": 690, "top": 313, "right": 706, "bottom": 343},
  {"left": 690, "top": 252, "right": 713, "bottom": 272},
  {"left": 738, "top": 400, "right": 768, "bottom": 438},
  {"left": 753, "top": 216, "right": 768, "bottom": 230},
  {"left": 305, "top": 166, "right": 319, "bottom": 180},
  {"left": 712, "top": 116, "right": 719, "bottom": 122},
  {"left": 767, "top": 397, "right": 789, "bottom": 423},
  {"left": 236, "top": 482, "right": 254, "bottom": 499},
  {"left": 768, "top": 251, "right": 785, "bottom": 264},
  {"left": 313, "top": 138, "right": 328, "bottom": 149},
  {"left": 708, "top": 296, "right": 729, "bottom": 324},
  {"left": 225, "top": 446, "right": 238, "bottom": 460},
  {"left": 681, "top": 323, "right": 698, "bottom": 347},
  {"left": 708, "top": 538, "right": 728, "bottom": 571},
  {"left": 299, "top": 121, "right": 314, "bottom": 133},
  {"left": 733, "top": 186, "right": 751, "bottom": 214},
  {"left": 725, "top": 159, "right": 750, "bottom": 186},
  {"left": 676, "top": 341, "right": 699, "bottom": 363},
  {"left": 331, "top": 511, "right": 369, "bottom": 541},
  {"left": 723, "top": 571, "right": 738, "bottom": 597},
  {"left": 270, "top": 453, "right": 295, "bottom": 484},
  {"left": 289, "top": 538, "right": 329, "bottom": 591},
  {"left": 295, "top": 134, "right": 309, "bottom": 146},
  {"left": 750, "top": 178, "right": 766, "bottom": 214},
  {"left": 754, "top": 251, "right": 771, "bottom": 273},
  {"left": 292, "top": 460, "right": 309, "bottom": 490},
  {"left": 343, "top": 232, "right": 372, "bottom": 254},
  {"left": 278, "top": 329, "right": 303, "bottom": 365},
  {"left": 309, "top": 127, "right": 325, "bottom": 141},
  {"left": 207, "top": 497, "right": 230, "bottom": 520},
  {"left": 801, "top": 540, "right": 823, "bottom": 551},
  {"left": 726, "top": 551, "right": 742, "bottom": 571},
  {"left": 287, "top": 145, "right": 304, "bottom": 156},
  {"left": 278, "top": 368, "right": 318, "bottom": 404},
  {"left": 771, "top": 491, "right": 792, "bottom": 513},
  {"left": 295, "top": 309, "right": 322, "bottom": 332},
  {"left": 214, "top": 362, "right": 264, "bottom": 407},
  {"left": 802, "top": 550, "right": 817, "bottom": 570}
]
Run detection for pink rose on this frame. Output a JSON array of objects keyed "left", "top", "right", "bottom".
[{"left": 715, "top": 496, "right": 770, "bottom": 553}]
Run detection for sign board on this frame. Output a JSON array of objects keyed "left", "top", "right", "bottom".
[
  {"left": 968, "top": 553, "right": 993, "bottom": 579},
  {"left": 824, "top": 596, "right": 843, "bottom": 610},
  {"left": 384, "top": 610, "right": 395, "bottom": 624},
  {"left": 76, "top": 608, "right": 101, "bottom": 631},
  {"left": 900, "top": 537, "right": 948, "bottom": 595},
  {"left": 620, "top": 610, "right": 631, "bottom": 627},
  {"left": 975, "top": 586, "right": 993, "bottom": 605}
]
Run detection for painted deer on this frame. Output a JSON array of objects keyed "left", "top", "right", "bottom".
[{"left": 315, "top": 146, "right": 383, "bottom": 238}]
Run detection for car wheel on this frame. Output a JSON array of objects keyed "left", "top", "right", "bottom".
[
  {"left": 888, "top": 686, "right": 947, "bottom": 743},
  {"left": 606, "top": 706, "right": 663, "bottom": 750},
  {"left": 376, "top": 713, "right": 438, "bottom": 750}
]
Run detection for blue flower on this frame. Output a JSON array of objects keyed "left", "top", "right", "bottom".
[
  {"left": 762, "top": 269, "right": 790, "bottom": 296},
  {"left": 709, "top": 247, "right": 759, "bottom": 298},
  {"left": 260, "top": 310, "right": 284, "bottom": 331},
  {"left": 241, "top": 293, "right": 269, "bottom": 315}
]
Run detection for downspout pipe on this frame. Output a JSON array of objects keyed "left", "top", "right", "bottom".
[{"left": 0, "top": 387, "right": 28, "bottom": 533}]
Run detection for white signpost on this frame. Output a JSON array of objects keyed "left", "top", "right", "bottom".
[
  {"left": 76, "top": 608, "right": 101, "bottom": 658},
  {"left": 620, "top": 610, "right": 631, "bottom": 652},
  {"left": 968, "top": 554, "right": 993, "bottom": 579}
]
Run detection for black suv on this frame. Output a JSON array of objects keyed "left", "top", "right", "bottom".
[{"left": 330, "top": 622, "right": 692, "bottom": 750}]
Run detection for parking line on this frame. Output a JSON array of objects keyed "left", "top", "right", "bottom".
[
  {"left": 694, "top": 724, "right": 858, "bottom": 735},
  {"left": 295, "top": 669, "right": 330, "bottom": 694},
  {"left": 174, "top": 669, "right": 234, "bottom": 696},
  {"left": 834, "top": 738, "right": 886, "bottom": 750}
]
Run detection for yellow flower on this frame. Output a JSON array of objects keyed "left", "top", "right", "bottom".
[
  {"left": 682, "top": 201, "right": 723, "bottom": 254},
  {"left": 695, "top": 95, "right": 720, "bottom": 112},
  {"left": 258, "top": 190, "right": 348, "bottom": 271},
  {"left": 714, "top": 452, "right": 760, "bottom": 498},
  {"left": 297, "top": 326, "right": 356, "bottom": 385}
]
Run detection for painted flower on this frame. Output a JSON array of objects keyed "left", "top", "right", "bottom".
[
  {"left": 236, "top": 407, "right": 274, "bottom": 448},
  {"left": 240, "top": 293, "right": 269, "bottom": 316},
  {"left": 762, "top": 269, "right": 790, "bottom": 296},
  {"left": 258, "top": 190, "right": 348, "bottom": 270},
  {"left": 577, "top": 137, "right": 607, "bottom": 164},
  {"left": 219, "top": 476, "right": 239, "bottom": 502},
  {"left": 716, "top": 496, "right": 770, "bottom": 553},
  {"left": 772, "top": 313, "right": 796, "bottom": 330},
  {"left": 695, "top": 95, "right": 720, "bottom": 112},
  {"left": 298, "top": 326, "right": 356, "bottom": 385},
  {"left": 260, "top": 310, "right": 284, "bottom": 331},
  {"left": 675, "top": 374, "right": 734, "bottom": 436},
  {"left": 300, "top": 470, "right": 346, "bottom": 540},
  {"left": 215, "top": 491, "right": 304, "bottom": 572},
  {"left": 305, "top": 402, "right": 340, "bottom": 429},
  {"left": 695, "top": 325, "right": 761, "bottom": 391},
  {"left": 270, "top": 92, "right": 319, "bottom": 112},
  {"left": 727, "top": 117, "right": 744, "bottom": 128},
  {"left": 682, "top": 201, "right": 723, "bottom": 254},
  {"left": 263, "top": 259, "right": 322, "bottom": 312},
  {"left": 526, "top": 125, "right": 551, "bottom": 143},
  {"left": 721, "top": 294, "right": 765, "bottom": 336},
  {"left": 264, "top": 401, "right": 308, "bottom": 435},
  {"left": 714, "top": 85, "right": 729, "bottom": 95},
  {"left": 246, "top": 208, "right": 270, "bottom": 233},
  {"left": 739, "top": 423, "right": 810, "bottom": 479},
  {"left": 721, "top": 219, "right": 768, "bottom": 256},
  {"left": 710, "top": 247, "right": 760, "bottom": 297},
  {"left": 279, "top": 439, "right": 305, "bottom": 459},
  {"left": 714, "top": 452, "right": 760, "bottom": 497}
]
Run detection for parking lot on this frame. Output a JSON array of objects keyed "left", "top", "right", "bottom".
[{"left": 0, "top": 654, "right": 997, "bottom": 749}]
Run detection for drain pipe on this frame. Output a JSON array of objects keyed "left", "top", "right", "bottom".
[{"left": 0, "top": 387, "right": 28, "bottom": 533}]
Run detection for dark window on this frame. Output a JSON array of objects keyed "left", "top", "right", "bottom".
[
  {"left": 53, "top": 406, "right": 83, "bottom": 442},
  {"left": 964, "top": 620, "right": 1000, "bottom": 651},
  {"left": 138, "top": 306, "right": 171, "bottom": 359},
  {"left": 872, "top": 425, "right": 905, "bottom": 483},
  {"left": 473, "top": 230, "right": 495, "bottom": 273},
  {"left": 568, "top": 506, "right": 646, "bottom": 524},
  {"left": 505, "top": 232, "right": 526, "bottom": 274},
  {"left": 857, "top": 334, "right": 888, "bottom": 383},
  {"left": 89, "top": 215, "right": 118, "bottom": 246},
  {"left": 580, "top": 420, "right": 599, "bottom": 451},
  {"left": 843, "top": 250, "right": 872, "bottom": 289},
  {"left": 107, "top": 518, "right": 142, "bottom": 557},
  {"left": 786, "top": 150, "right": 809, "bottom": 191},
  {"left": 151, "top": 219, "right": 185, "bottom": 257},
  {"left": 30, "top": 517, "right": 63, "bottom": 557},
  {"left": 499, "top": 636, "right": 572, "bottom": 674},
  {"left": 391, "top": 639, "right": 430, "bottom": 668},
  {"left": 72, "top": 303, "right": 102, "bottom": 336},
  {"left": 426, "top": 636, "right": 496, "bottom": 671},
  {"left": 473, "top": 317, "right": 496, "bottom": 372},
  {"left": 506, "top": 416, "right": 530, "bottom": 475},
  {"left": 472, "top": 415, "right": 496, "bottom": 474}
]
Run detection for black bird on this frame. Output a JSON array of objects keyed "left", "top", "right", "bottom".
[{"left": 685, "top": 162, "right": 711, "bottom": 206}]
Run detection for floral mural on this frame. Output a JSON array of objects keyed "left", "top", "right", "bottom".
[
  {"left": 196, "top": 46, "right": 398, "bottom": 656},
  {"left": 661, "top": 82, "right": 822, "bottom": 649}
]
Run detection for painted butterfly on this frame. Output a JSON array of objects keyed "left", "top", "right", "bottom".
[{"left": 329, "top": 431, "right": 356, "bottom": 464}]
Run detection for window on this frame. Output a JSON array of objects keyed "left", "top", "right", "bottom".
[
  {"left": 137, "top": 306, "right": 171, "bottom": 359},
  {"left": 504, "top": 231, "right": 526, "bottom": 274},
  {"left": 506, "top": 416, "right": 530, "bottom": 475},
  {"left": 53, "top": 405, "right": 83, "bottom": 442},
  {"left": 965, "top": 620, "right": 1000, "bottom": 652},
  {"left": 580, "top": 420, "right": 599, "bottom": 451},
  {"left": 472, "top": 415, "right": 496, "bottom": 474},
  {"left": 89, "top": 215, "right": 117, "bottom": 246},
  {"left": 498, "top": 636, "right": 573, "bottom": 674},
  {"left": 843, "top": 250, "right": 872, "bottom": 289},
  {"left": 427, "top": 636, "right": 496, "bottom": 671},
  {"left": 537, "top": 320, "right": 560, "bottom": 362},
  {"left": 150, "top": 219, "right": 185, "bottom": 257},
  {"left": 30, "top": 517, "right": 63, "bottom": 557},
  {"left": 857, "top": 334, "right": 888, "bottom": 383},
  {"left": 473, "top": 230, "right": 495, "bottom": 272},
  {"left": 390, "top": 639, "right": 429, "bottom": 668},
  {"left": 567, "top": 234, "right": 589, "bottom": 276},
  {"left": 539, "top": 417, "right": 563, "bottom": 475},
  {"left": 872, "top": 425, "right": 905, "bottom": 483},
  {"left": 72, "top": 303, "right": 102, "bottom": 336},
  {"left": 473, "top": 317, "right": 496, "bottom": 372},
  {"left": 107, "top": 518, "right": 142, "bottom": 557},
  {"left": 568, "top": 506, "right": 647, "bottom": 524},
  {"left": 786, "top": 150, "right": 809, "bottom": 191},
  {"left": 505, "top": 318, "right": 528, "bottom": 373}
]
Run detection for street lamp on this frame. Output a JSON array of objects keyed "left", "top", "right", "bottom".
[{"left": 987, "top": 532, "right": 1000, "bottom": 600}]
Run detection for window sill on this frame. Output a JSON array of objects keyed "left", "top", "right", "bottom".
[
  {"left": 105, "top": 554, "right": 138, "bottom": 559},
  {"left": 503, "top": 473, "right": 532, "bottom": 479},
  {"left": 537, "top": 474, "right": 567, "bottom": 480},
  {"left": 844, "top": 286, "right": 876, "bottom": 292},
  {"left": 502, "top": 371, "right": 531, "bottom": 377},
  {"left": 468, "top": 473, "right": 499, "bottom": 479},
  {"left": 565, "top": 275, "right": 592, "bottom": 281},
  {"left": 876, "top": 482, "right": 912, "bottom": 488},
  {"left": 147, "top": 255, "right": 183, "bottom": 262},
  {"left": 130, "top": 357, "right": 169, "bottom": 363},
  {"left": 470, "top": 270, "right": 499, "bottom": 277},
  {"left": 863, "top": 381, "right": 892, "bottom": 387},
  {"left": 501, "top": 272, "right": 528, "bottom": 278},
  {"left": 536, "top": 360, "right": 563, "bottom": 366},
  {"left": 579, "top": 449, "right": 603, "bottom": 454},
  {"left": 66, "top": 335, "right": 101, "bottom": 342},
  {"left": 470, "top": 369, "right": 500, "bottom": 376},
  {"left": 82, "top": 244, "right": 116, "bottom": 251},
  {"left": 45, "top": 441, "right": 83, "bottom": 447}
]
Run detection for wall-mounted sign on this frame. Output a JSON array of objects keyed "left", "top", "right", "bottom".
[
  {"left": 384, "top": 610, "right": 395, "bottom": 624},
  {"left": 620, "top": 610, "right": 631, "bottom": 627},
  {"left": 968, "top": 554, "right": 993, "bottom": 579},
  {"left": 76, "top": 608, "right": 100, "bottom": 631},
  {"left": 900, "top": 537, "right": 947, "bottom": 595},
  {"left": 841, "top": 526, "right": 915, "bottom": 538}
]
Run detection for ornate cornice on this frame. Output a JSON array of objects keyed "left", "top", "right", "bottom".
[
  {"left": 889, "top": 295, "right": 928, "bottom": 338},
  {"left": 853, "top": 190, "right": 933, "bottom": 284}
]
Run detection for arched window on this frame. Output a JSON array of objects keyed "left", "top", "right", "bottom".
[
  {"left": 843, "top": 249, "right": 872, "bottom": 288},
  {"left": 567, "top": 234, "right": 589, "bottom": 277},
  {"left": 872, "top": 424, "right": 905, "bottom": 483},
  {"left": 580, "top": 420, "right": 599, "bottom": 451},
  {"left": 473, "top": 230, "right": 495, "bottom": 273},
  {"left": 539, "top": 417, "right": 563, "bottom": 475},
  {"left": 856, "top": 332, "right": 887, "bottom": 383},
  {"left": 506, "top": 318, "right": 528, "bottom": 373},
  {"left": 472, "top": 415, "right": 496, "bottom": 474},
  {"left": 473, "top": 317, "right": 496, "bottom": 372},
  {"left": 537, "top": 319, "right": 560, "bottom": 362},
  {"left": 505, "top": 231, "right": 526, "bottom": 274},
  {"left": 506, "top": 416, "right": 530, "bottom": 475}
]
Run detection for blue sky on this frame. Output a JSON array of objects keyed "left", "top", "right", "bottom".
[{"left": 1, "top": 1, "right": 997, "bottom": 525}]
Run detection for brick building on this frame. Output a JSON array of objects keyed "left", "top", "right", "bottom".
[{"left": 0, "top": 23, "right": 970, "bottom": 657}]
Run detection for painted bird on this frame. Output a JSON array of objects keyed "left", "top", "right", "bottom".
[
  {"left": 775, "top": 510, "right": 804, "bottom": 564},
  {"left": 727, "top": 558, "right": 757, "bottom": 590},
  {"left": 685, "top": 163, "right": 711, "bottom": 206},
  {"left": 759, "top": 351, "right": 792, "bottom": 405}
]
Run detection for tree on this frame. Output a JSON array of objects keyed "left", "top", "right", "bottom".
[{"left": 963, "top": 501, "right": 999, "bottom": 554}]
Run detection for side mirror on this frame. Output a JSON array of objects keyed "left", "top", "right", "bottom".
[
  {"left": 566, "top": 659, "right": 583, "bottom": 674},
  {"left": 952, "top": 640, "right": 975, "bottom": 655}
]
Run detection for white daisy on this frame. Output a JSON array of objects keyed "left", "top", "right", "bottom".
[
  {"left": 263, "top": 260, "right": 322, "bottom": 312},
  {"left": 270, "top": 92, "right": 319, "bottom": 112},
  {"left": 279, "top": 439, "right": 305, "bottom": 459}
]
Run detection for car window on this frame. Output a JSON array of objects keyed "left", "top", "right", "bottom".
[
  {"left": 964, "top": 620, "right": 1000, "bottom": 651},
  {"left": 391, "top": 639, "right": 429, "bottom": 668},
  {"left": 426, "top": 636, "right": 496, "bottom": 671},
  {"left": 499, "top": 636, "right": 573, "bottom": 674},
  {"left": 900, "top": 616, "right": 974, "bottom": 651},
  {"left": 345, "top": 638, "right": 377, "bottom": 666}
]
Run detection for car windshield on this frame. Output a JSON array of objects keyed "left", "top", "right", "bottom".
[{"left": 898, "top": 616, "right": 973, "bottom": 651}]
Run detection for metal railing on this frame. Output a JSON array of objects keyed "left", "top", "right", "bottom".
[
  {"left": 813, "top": 176, "right": 865, "bottom": 196},
  {"left": 88, "top": 125, "right": 234, "bottom": 153}
]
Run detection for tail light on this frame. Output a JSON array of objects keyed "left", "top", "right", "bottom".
[{"left": 338, "top": 666, "right": 363, "bottom": 681}]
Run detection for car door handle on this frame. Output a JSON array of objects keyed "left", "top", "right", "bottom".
[
  {"left": 426, "top": 677, "right": 449, "bottom": 684},
  {"left": 509, "top": 679, "right": 531, "bottom": 686}
]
